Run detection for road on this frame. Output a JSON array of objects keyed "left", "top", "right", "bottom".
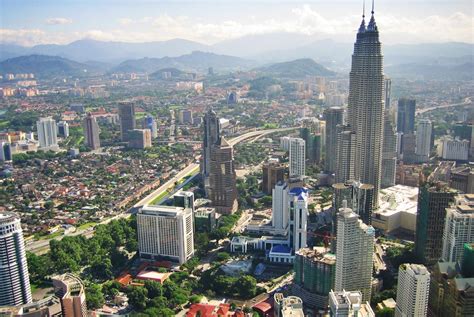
[
  {"left": 26, "top": 127, "right": 297, "bottom": 255},
  {"left": 415, "top": 96, "right": 472, "bottom": 115}
]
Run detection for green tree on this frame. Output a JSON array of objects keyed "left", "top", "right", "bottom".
[
  {"left": 216, "top": 252, "right": 231, "bottom": 262},
  {"left": 86, "top": 283, "right": 105, "bottom": 309},
  {"left": 234, "top": 275, "right": 257, "bottom": 298},
  {"left": 144, "top": 280, "right": 163, "bottom": 298},
  {"left": 127, "top": 286, "right": 148, "bottom": 311}
]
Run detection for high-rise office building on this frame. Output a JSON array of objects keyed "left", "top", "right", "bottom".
[
  {"left": 416, "top": 119, "right": 432, "bottom": 163},
  {"left": 118, "top": 102, "right": 136, "bottom": 141},
  {"left": 57, "top": 121, "right": 70, "bottom": 138},
  {"left": 324, "top": 107, "right": 344, "bottom": 173},
  {"left": 202, "top": 108, "right": 221, "bottom": 192},
  {"left": 401, "top": 133, "right": 417, "bottom": 163},
  {"left": 128, "top": 129, "right": 152, "bottom": 149},
  {"left": 36, "top": 117, "right": 58, "bottom": 148},
  {"left": 329, "top": 290, "right": 375, "bottom": 317},
  {"left": 262, "top": 161, "right": 286, "bottom": 195},
  {"left": 0, "top": 212, "right": 32, "bottom": 306},
  {"left": 384, "top": 78, "right": 392, "bottom": 109},
  {"left": 137, "top": 203, "right": 194, "bottom": 265},
  {"left": 274, "top": 293, "right": 304, "bottom": 317},
  {"left": 397, "top": 98, "right": 416, "bottom": 134},
  {"left": 395, "top": 264, "right": 430, "bottom": 317},
  {"left": 0, "top": 142, "right": 12, "bottom": 161},
  {"left": 442, "top": 194, "right": 474, "bottom": 263},
  {"left": 300, "top": 128, "right": 321, "bottom": 165},
  {"left": 179, "top": 109, "right": 193, "bottom": 124},
  {"left": 415, "top": 182, "right": 457, "bottom": 265},
  {"left": 272, "top": 182, "right": 289, "bottom": 231},
  {"left": 208, "top": 137, "right": 238, "bottom": 214},
  {"left": 143, "top": 115, "right": 158, "bottom": 138},
  {"left": 382, "top": 111, "right": 397, "bottom": 188},
  {"left": 347, "top": 9, "right": 385, "bottom": 208},
  {"left": 293, "top": 247, "right": 336, "bottom": 309},
  {"left": 83, "top": 113, "right": 100, "bottom": 150},
  {"left": 335, "top": 125, "right": 356, "bottom": 183},
  {"left": 52, "top": 273, "right": 87, "bottom": 317},
  {"left": 287, "top": 187, "right": 308, "bottom": 253},
  {"left": 289, "top": 137, "right": 305, "bottom": 178},
  {"left": 335, "top": 203, "right": 375, "bottom": 302}
]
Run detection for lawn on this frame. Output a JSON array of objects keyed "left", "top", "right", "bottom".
[{"left": 77, "top": 222, "right": 98, "bottom": 231}]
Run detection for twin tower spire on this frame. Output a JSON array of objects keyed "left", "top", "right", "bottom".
[{"left": 358, "top": 0, "right": 377, "bottom": 33}]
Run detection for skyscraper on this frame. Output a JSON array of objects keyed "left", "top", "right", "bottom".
[
  {"left": 347, "top": 8, "right": 385, "bottom": 208},
  {"left": 289, "top": 137, "right": 305, "bottom": 178},
  {"left": 262, "top": 162, "right": 286, "bottom": 195},
  {"left": 324, "top": 107, "right": 344, "bottom": 173},
  {"left": 335, "top": 203, "right": 375, "bottom": 302},
  {"left": 83, "top": 113, "right": 100, "bottom": 150},
  {"left": 0, "top": 212, "right": 32, "bottom": 306},
  {"left": 118, "top": 102, "right": 136, "bottom": 141},
  {"left": 335, "top": 125, "right": 356, "bottom": 183},
  {"left": 397, "top": 98, "right": 416, "bottom": 134},
  {"left": 395, "top": 264, "right": 430, "bottom": 317},
  {"left": 272, "top": 182, "right": 289, "bottom": 231},
  {"left": 36, "top": 117, "right": 58, "bottom": 148},
  {"left": 202, "top": 108, "right": 221, "bottom": 192},
  {"left": 287, "top": 187, "right": 308, "bottom": 253},
  {"left": 57, "top": 121, "right": 70, "bottom": 138},
  {"left": 208, "top": 137, "right": 238, "bottom": 214},
  {"left": 143, "top": 115, "right": 158, "bottom": 138},
  {"left": 416, "top": 119, "right": 432, "bottom": 163},
  {"left": 293, "top": 248, "right": 336, "bottom": 309},
  {"left": 329, "top": 290, "right": 375, "bottom": 317},
  {"left": 381, "top": 111, "right": 397, "bottom": 188},
  {"left": 128, "top": 129, "right": 152, "bottom": 149},
  {"left": 442, "top": 194, "right": 474, "bottom": 263},
  {"left": 300, "top": 128, "right": 321, "bottom": 165},
  {"left": 415, "top": 182, "right": 457, "bottom": 265},
  {"left": 384, "top": 77, "right": 392, "bottom": 109},
  {"left": 52, "top": 273, "right": 87, "bottom": 317},
  {"left": 137, "top": 203, "right": 194, "bottom": 265}
]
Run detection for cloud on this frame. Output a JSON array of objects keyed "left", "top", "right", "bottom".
[
  {"left": 2, "top": 6, "right": 473, "bottom": 46},
  {"left": 45, "top": 17, "right": 72, "bottom": 25},
  {"left": 118, "top": 18, "right": 133, "bottom": 26}
]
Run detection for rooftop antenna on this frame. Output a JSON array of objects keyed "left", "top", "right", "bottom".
[
  {"left": 371, "top": 0, "right": 375, "bottom": 15},
  {"left": 363, "top": 0, "right": 366, "bottom": 18}
]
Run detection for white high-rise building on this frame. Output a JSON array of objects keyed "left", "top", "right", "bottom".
[
  {"left": 395, "top": 263, "right": 430, "bottom": 317},
  {"left": 415, "top": 119, "right": 432, "bottom": 163},
  {"left": 347, "top": 9, "right": 385, "bottom": 208},
  {"left": 289, "top": 137, "right": 305, "bottom": 177},
  {"left": 0, "top": 212, "right": 32, "bottom": 306},
  {"left": 335, "top": 203, "right": 375, "bottom": 302},
  {"left": 442, "top": 194, "right": 474, "bottom": 263},
  {"left": 272, "top": 182, "right": 289, "bottom": 231},
  {"left": 36, "top": 117, "right": 58, "bottom": 148},
  {"left": 440, "top": 137, "right": 469, "bottom": 161},
  {"left": 137, "top": 203, "right": 194, "bottom": 265},
  {"left": 287, "top": 187, "right": 308, "bottom": 252}
]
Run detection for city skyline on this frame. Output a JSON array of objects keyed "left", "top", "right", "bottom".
[{"left": 1, "top": 0, "right": 472, "bottom": 46}]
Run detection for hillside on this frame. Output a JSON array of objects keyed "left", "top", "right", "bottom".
[
  {"left": 256, "top": 58, "right": 336, "bottom": 78},
  {"left": 110, "top": 51, "right": 253, "bottom": 73},
  {"left": 0, "top": 55, "right": 99, "bottom": 78}
]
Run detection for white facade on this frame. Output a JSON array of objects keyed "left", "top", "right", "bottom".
[
  {"left": 280, "top": 136, "right": 291, "bottom": 151},
  {"left": 441, "top": 137, "right": 469, "bottom": 161},
  {"left": 335, "top": 205, "right": 375, "bottom": 302},
  {"left": 0, "top": 212, "right": 32, "bottom": 306},
  {"left": 272, "top": 182, "right": 289, "bottom": 231},
  {"left": 289, "top": 137, "right": 305, "bottom": 177},
  {"left": 288, "top": 187, "right": 308, "bottom": 253},
  {"left": 137, "top": 204, "right": 194, "bottom": 265},
  {"left": 329, "top": 290, "right": 375, "bottom": 317},
  {"left": 395, "top": 264, "right": 430, "bottom": 317},
  {"left": 442, "top": 194, "right": 474, "bottom": 263},
  {"left": 415, "top": 119, "right": 432, "bottom": 162},
  {"left": 36, "top": 117, "right": 58, "bottom": 148}
]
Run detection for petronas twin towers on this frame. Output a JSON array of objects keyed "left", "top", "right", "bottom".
[{"left": 347, "top": 7, "right": 385, "bottom": 208}]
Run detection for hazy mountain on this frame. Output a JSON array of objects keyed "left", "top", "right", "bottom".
[
  {"left": 385, "top": 61, "right": 474, "bottom": 81},
  {"left": 149, "top": 68, "right": 185, "bottom": 78},
  {"left": 111, "top": 51, "right": 254, "bottom": 73},
  {"left": 0, "top": 55, "right": 100, "bottom": 78},
  {"left": 0, "top": 39, "right": 210, "bottom": 63},
  {"left": 255, "top": 58, "right": 336, "bottom": 78}
]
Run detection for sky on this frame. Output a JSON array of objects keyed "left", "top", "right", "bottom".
[{"left": 0, "top": 0, "right": 472, "bottom": 46}]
